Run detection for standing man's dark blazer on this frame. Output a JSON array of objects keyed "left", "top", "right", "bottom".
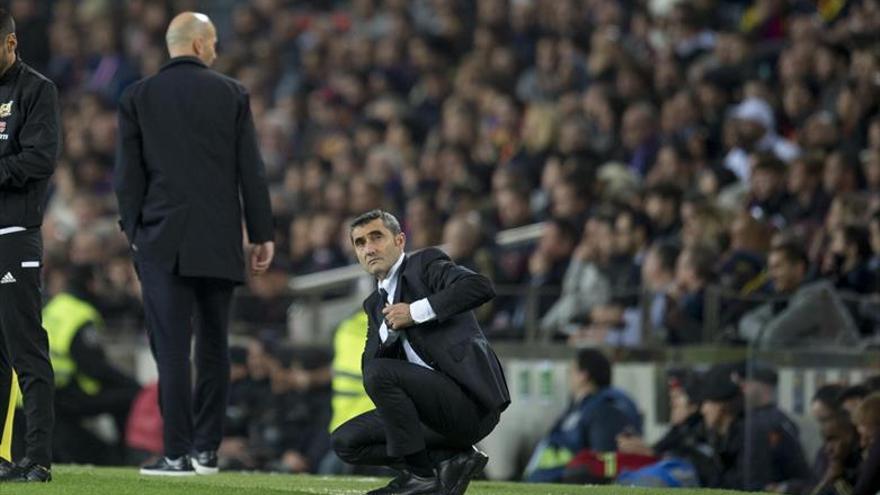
[
  {"left": 362, "top": 247, "right": 510, "bottom": 413},
  {"left": 114, "top": 56, "right": 273, "bottom": 282}
]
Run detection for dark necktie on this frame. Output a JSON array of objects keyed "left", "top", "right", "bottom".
[{"left": 378, "top": 288, "right": 401, "bottom": 346}]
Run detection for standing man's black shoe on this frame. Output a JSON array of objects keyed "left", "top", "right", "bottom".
[
  {"left": 140, "top": 456, "right": 195, "bottom": 476},
  {"left": 192, "top": 451, "right": 219, "bottom": 475},
  {"left": 12, "top": 460, "right": 51, "bottom": 482},
  {"left": 366, "top": 470, "right": 411, "bottom": 494},
  {"left": 438, "top": 447, "right": 488, "bottom": 495}
]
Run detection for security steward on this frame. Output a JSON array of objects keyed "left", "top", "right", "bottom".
[
  {"left": 46, "top": 264, "right": 141, "bottom": 465},
  {"left": 0, "top": 7, "right": 61, "bottom": 483}
]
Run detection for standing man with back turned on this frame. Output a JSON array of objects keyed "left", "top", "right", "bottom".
[
  {"left": 333, "top": 210, "right": 510, "bottom": 495},
  {"left": 0, "top": 7, "right": 60, "bottom": 483},
  {"left": 114, "top": 12, "right": 274, "bottom": 476}
]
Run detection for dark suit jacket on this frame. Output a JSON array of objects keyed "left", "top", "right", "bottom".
[
  {"left": 362, "top": 247, "right": 511, "bottom": 414},
  {"left": 114, "top": 56, "right": 273, "bottom": 282}
]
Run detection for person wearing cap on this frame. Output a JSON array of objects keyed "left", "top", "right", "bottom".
[
  {"left": 617, "top": 369, "right": 718, "bottom": 484},
  {"left": 733, "top": 361, "right": 811, "bottom": 493},
  {"left": 723, "top": 97, "right": 799, "bottom": 182},
  {"left": 699, "top": 364, "right": 777, "bottom": 490}
]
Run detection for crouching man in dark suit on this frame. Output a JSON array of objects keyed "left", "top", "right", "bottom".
[{"left": 332, "top": 210, "right": 510, "bottom": 495}]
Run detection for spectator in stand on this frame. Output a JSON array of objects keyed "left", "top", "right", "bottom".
[
  {"left": 541, "top": 213, "right": 614, "bottom": 338},
  {"left": 442, "top": 214, "right": 495, "bottom": 322},
  {"left": 550, "top": 179, "right": 591, "bottom": 230},
  {"left": 233, "top": 259, "right": 295, "bottom": 333},
  {"left": 665, "top": 244, "right": 716, "bottom": 344},
  {"left": 524, "top": 349, "right": 641, "bottom": 483},
  {"left": 748, "top": 154, "right": 790, "bottom": 227},
  {"left": 800, "top": 412, "right": 863, "bottom": 495},
  {"left": 811, "top": 385, "right": 847, "bottom": 426},
  {"left": 513, "top": 218, "right": 578, "bottom": 333},
  {"left": 610, "top": 207, "right": 651, "bottom": 300},
  {"left": 821, "top": 225, "right": 875, "bottom": 295},
  {"left": 739, "top": 241, "right": 859, "bottom": 349},
  {"left": 782, "top": 154, "right": 830, "bottom": 239},
  {"left": 723, "top": 97, "right": 799, "bottom": 182},
  {"left": 839, "top": 386, "right": 870, "bottom": 417},
  {"left": 302, "top": 212, "right": 349, "bottom": 274},
  {"left": 644, "top": 184, "right": 683, "bottom": 243},
  {"left": 852, "top": 393, "right": 880, "bottom": 495},
  {"left": 620, "top": 102, "right": 661, "bottom": 177},
  {"left": 570, "top": 241, "right": 679, "bottom": 348}
]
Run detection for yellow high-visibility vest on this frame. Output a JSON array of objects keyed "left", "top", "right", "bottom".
[
  {"left": 43, "top": 293, "right": 103, "bottom": 395},
  {"left": 329, "top": 311, "right": 374, "bottom": 432}
]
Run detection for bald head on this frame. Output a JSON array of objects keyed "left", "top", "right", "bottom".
[{"left": 166, "top": 12, "right": 217, "bottom": 66}]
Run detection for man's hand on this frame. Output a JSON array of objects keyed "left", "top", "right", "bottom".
[
  {"left": 250, "top": 241, "right": 275, "bottom": 275},
  {"left": 616, "top": 433, "right": 653, "bottom": 456},
  {"left": 281, "top": 450, "right": 309, "bottom": 473},
  {"left": 383, "top": 303, "right": 414, "bottom": 330}
]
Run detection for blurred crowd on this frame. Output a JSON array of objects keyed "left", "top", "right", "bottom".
[{"left": 24, "top": 0, "right": 880, "bottom": 345}]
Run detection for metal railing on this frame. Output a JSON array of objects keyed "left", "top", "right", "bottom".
[{"left": 260, "top": 273, "right": 880, "bottom": 350}]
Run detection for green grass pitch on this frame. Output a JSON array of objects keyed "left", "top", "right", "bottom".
[{"left": 0, "top": 466, "right": 770, "bottom": 494}]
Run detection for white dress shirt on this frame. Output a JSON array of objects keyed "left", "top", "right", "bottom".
[
  {"left": 0, "top": 226, "right": 25, "bottom": 236},
  {"left": 377, "top": 253, "right": 437, "bottom": 369}
]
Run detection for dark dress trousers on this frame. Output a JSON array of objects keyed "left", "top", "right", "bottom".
[
  {"left": 114, "top": 56, "right": 273, "bottom": 458},
  {"left": 332, "top": 248, "right": 510, "bottom": 466}
]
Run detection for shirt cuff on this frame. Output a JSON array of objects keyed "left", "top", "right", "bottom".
[{"left": 409, "top": 298, "right": 437, "bottom": 324}]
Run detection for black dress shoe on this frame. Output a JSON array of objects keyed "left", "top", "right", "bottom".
[
  {"left": 380, "top": 471, "right": 444, "bottom": 495},
  {"left": 438, "top": 447, "right": 488, "bottom": 495},
  {"left": 192, "top": 451, "right": 219, "bottom": 475},
  {"left": 366, "top": 470, "right": 411, "bottom": 494},
  {"left": 140, "top": 456, "right": 195, "bottom": 476},
  {"left": 3, "top": 458, "right": 51, "bottom": 482},
  {"left": 13, "top": 461, "right": 51, "bottom": 482}
]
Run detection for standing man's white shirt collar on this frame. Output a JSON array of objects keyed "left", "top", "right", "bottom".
[{"left": 377, "top": 252, "right": 437, "bottom": 369}]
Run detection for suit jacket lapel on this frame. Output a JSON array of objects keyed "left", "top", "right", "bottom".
[
  {"left": 393, "top": 255, "right": 408, "bottom": 303},
  {"left": 365, "top": 290, "right": 382, "bottom": 338}
]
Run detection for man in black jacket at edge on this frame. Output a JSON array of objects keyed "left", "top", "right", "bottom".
[
  {"left": 114, "top": 12, "right": 274, "bottom": 476},
  {"left": 332, "top": 210, "right": 510, "bottom": 495},
  {"left": 0, "top": 7, "right": 60, "bottom": 483}
]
